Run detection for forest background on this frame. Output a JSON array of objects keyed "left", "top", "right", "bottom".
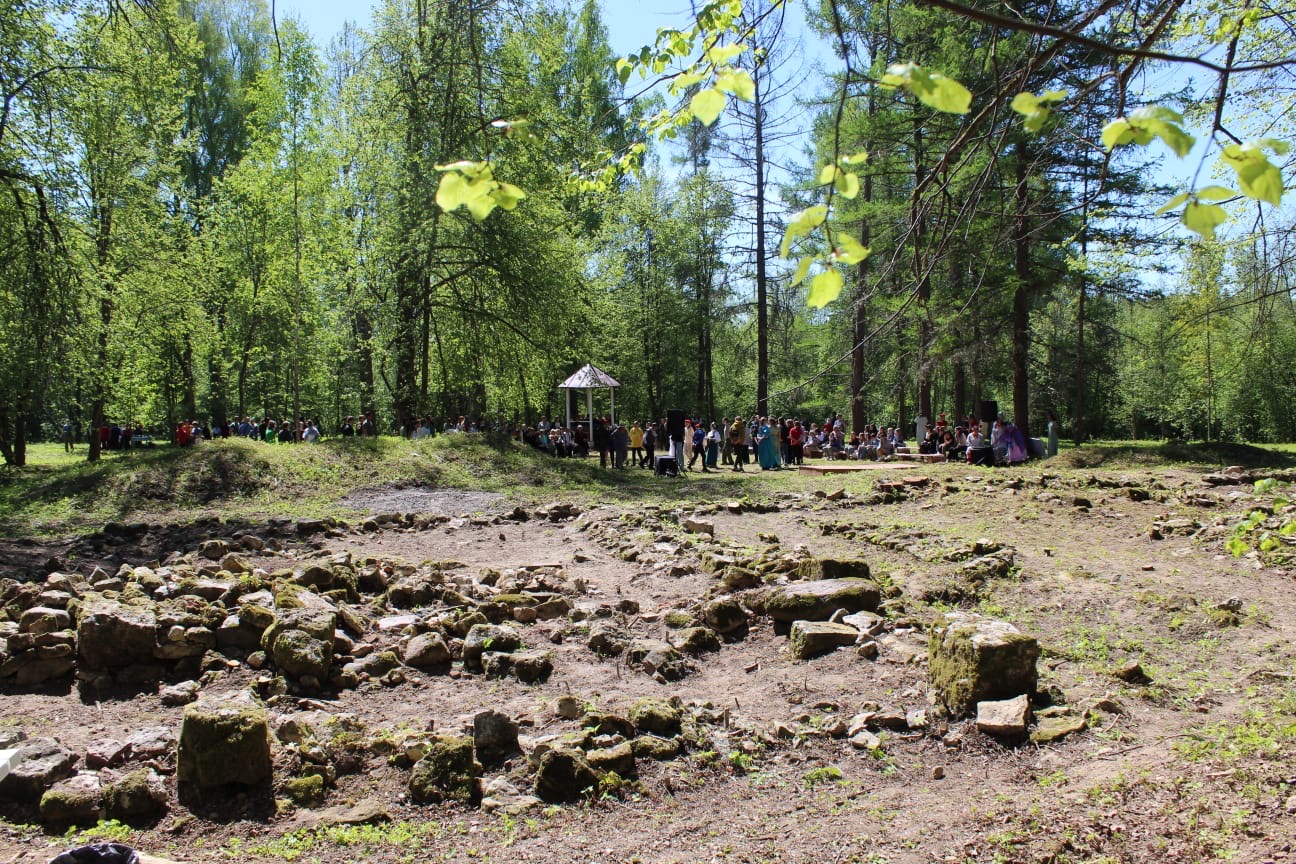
[{"left": 1, "top": 0, "right": 1294, "bottom": 467}]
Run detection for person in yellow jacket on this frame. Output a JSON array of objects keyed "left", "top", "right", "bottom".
[{"left": 629, "top": 421, "right": 645, "bottom": 467}]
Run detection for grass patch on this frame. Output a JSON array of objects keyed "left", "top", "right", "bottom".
[
  {"left": 1053, "top": 440, "right": 1296, "bottom": 470},
  {"left": 0, "top": 436, "right": 807, "bottom": 536}
]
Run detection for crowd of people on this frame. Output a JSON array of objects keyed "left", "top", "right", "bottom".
[
  {"left": 517, "top": 409, "right": 1046, "bottom": 472},
  {"left": 72, "top": 405, "right": 1052, "bottom": 469}
]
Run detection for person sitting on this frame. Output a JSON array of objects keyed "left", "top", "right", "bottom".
[
  {"left": 966, "top": 426, "right": 985, "bottom": 462},
  {"left": 303, "top": 420, "right": 321, "bottom": 443},
  {"left": 939, "top": 430, "right": 960, "bottom": 460}
]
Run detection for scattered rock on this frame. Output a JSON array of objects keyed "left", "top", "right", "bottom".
[
  {"left": 681, "top": 518, "right": 714, "bottom": 536},
  {"left": 159, "top": 680, "right": 200, "bottom": 707},
  {"left": 628, "top": 698, "right": 682, "bottom": 737},
  {"left": 670, "top": 626, "right": 720, "bottom": 654},
  {"left": 975, "top": 694, "right": 1031, "bottom": 736},
  {"left": 473, "top": 710, "right": 519, "bottom": 764},
  {"left": 39, "top": 773, "right": 102, "bottom": 825},
  {"left": 462, "top": 624, "right": 521, "bottom": 672},
  {"left": 408, "top": 736, "right": 481, "bottom": 805},
  {"left": 795, "top": 558, "right": 871, "bottom": 581},
  {"left": 1111, "top": 659, "right": 1151, "bottom": 684},
  {"left": 765, "top": 579, "right": 881, "bottom": 623},
  {"left": 534, "top": 748, "right": 598, "bottom": 804},
  {"left": 103, "top": 768, "right": 168, "bottom": 821},
  {"left": 788, "top": 620, "right": 858, "bottom": 660},
  {"left": 701, "top": 598, "right": 747, "bottom": 636},
  {"left": 1030, "top": 714, "right": 1087, "bottom": 744},
  {"left": 0, "top": 738, "right": 77, "bottom": 802}
]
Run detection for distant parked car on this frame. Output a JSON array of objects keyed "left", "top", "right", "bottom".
[{"left": 131, "top": 433, "right": 154, "bottom": 448}]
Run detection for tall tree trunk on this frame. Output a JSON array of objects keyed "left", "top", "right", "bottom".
[
  {"left": 911, "top": 120, "right": 932, "bottom": 423},
  {"left": 753, "top": 71, "right": 769, "bottom": 416},
  {"left": 1012, "top": 141, "right": 1032, "bottom": 438},
  {"left": 1071, "top": 219, "right": 1089, "bottom": 444}
]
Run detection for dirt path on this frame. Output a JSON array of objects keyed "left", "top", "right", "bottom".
[{"left": 1, "top": 462, "right": 1294, "bottom": 864}]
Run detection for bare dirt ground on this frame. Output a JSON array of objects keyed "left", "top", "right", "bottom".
[{"left": 2, "top": 459, "right": 1295, "bottom": 864}]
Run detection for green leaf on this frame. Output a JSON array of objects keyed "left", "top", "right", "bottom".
[
  {"left": 690, "top": 87, "right": 726, "bottom": 126},
  {"left": 1226, "top": 535, "right": 1249, "bottom": 557},
  {"left": 466, "top": 194, "right": 496, "bottom": 222},
  {"left": 492, "top": 182, "right": 526, "bottom": 211},
  {"left": 435, "top": 171, "right": 468, "bottom": 211},
  {"left": 880, "top": 62, "right": 970, "bottom": 113},
  {"left": 715, "top": 68, "right": 756, "bottom": 102},
  {"left": 1183, "top": 200, "right": 1227, "bottom": 239},
  {"left": 807, "top": 268, "right": 845, "bottom": 307},
  {"left": 780, "top": 205, "right": 828, "bottom": 257},
  {"left": 706, "top": 43, "right": 746, "bottom": 65},
  {"left": 914, "top": 71, "right": 971, "bottom": 114},
  {"left": 1010, "top": 92, "right": 1041, "bottom": 115},
  {"left": 1222, "top": 143, "right": 1284, "bottom": 206},
  {"left": 1155, "top": 192, "right": 1190, "bottom": 215},
  {"left": 1101, "top": 119, "right": 1132, "bottom": 151},
  {"left": 1195, "top": 185, "right": 1237, "bottom": 202},
  {"left": 790, "top": 255, "right": 814, "bottom": 287},
  {"left": 616, "top": 58, "right": 633, "bottom": 85},
  {"left": 818, "top": 164, "right": 838, "bottom": 185},
  {"left": 839, "top": 151, "right": 869, "bottom": 166},
  {"left": 834, "top": 235, "right": 869, "bottom": 265},
  {"left": 834, "top": 171, "right": 860, "bottom": 199},
  {"left": 668, "top": 71, "right": 705, "bottom": 94}
]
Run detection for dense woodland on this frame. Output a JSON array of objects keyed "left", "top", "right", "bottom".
[{"left": 1, "top": 0, "right": 1294, "bottom": 466}]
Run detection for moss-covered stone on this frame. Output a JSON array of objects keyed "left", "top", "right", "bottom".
[
  {"left": 662, "top": 611, "right": 694, "bottom": 629},
  {"left": 408, "top": 736, "right": 480, "bottom": 805},
  {"left": 533, "top": 748, "right": 598, "bottom": 804},
  {"left": 764, "top": 579, "right": 881, "bottom": 623},
  {"left": 104, "top": 768, "right": 167, "bottom": 821},
  {"left": 788, "top": 620, "right": 858, "bottom": 659},
  {"left": 670, "top": 626, "right": 720, "bottom": 655},
  {"left": 587, "top": 741, "right": 635, "bottom": 776},
  {"left": 795, "top": 558, "right": 871, "bottom": 581},
  {"left": 270, "top": 629, "right": 332, "bottom": 681},
  {"left": 630, "top": 735, "right": 683, "bottom": 760},
  {"left": 928, "top": 612, "right": 1040, "bottom": 718},
  {"left": 177, "top": 691, "right": 273, "bottom": 789},
  {"left": 284, "top": 774, "right": 327, "bottom": 807},
  {"left": 39, "top": 774, "right": 102, "bottom": 825},
  {"left": 628, "top": 698, "right": 682, "bottom": 737}
]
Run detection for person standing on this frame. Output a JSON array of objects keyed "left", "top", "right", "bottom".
[
  {"left": 757, "top": 417, "right": 781, "bottom": 470},
  {"left": 915, "top": 412, "right": 928, "bottom": 446},
  {"left": 1047, "top": 413, "right": 1059, "bottom": 458},
  {"left": 629, "top": 421, "right": 644, "bottom": 466},
  {"left": 729, "top": 416, "right": 747, "bottom": 471},
  {"left": 643, "top": 421, "right": 656, "bottom": 469},
  {"left": 704, "top": 422, "right": 720, "bottom": 472},
  {"left": 594, "top": 416, "right": 611, "bottom": 468}
]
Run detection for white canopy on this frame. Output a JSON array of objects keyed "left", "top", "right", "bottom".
[{"left": 557, "top": 364, "right": 620, "bottom": 441}]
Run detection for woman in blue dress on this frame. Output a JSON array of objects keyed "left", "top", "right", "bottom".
[{"left": 757, "top": 417, "right": 782, "bottom": 470}]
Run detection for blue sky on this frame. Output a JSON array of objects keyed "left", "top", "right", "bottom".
[{"left": 275, "top": 1, "right": 707, "bottom": 56}]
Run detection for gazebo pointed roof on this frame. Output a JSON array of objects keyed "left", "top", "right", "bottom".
[{"left": 558, "top": 363, "right": 620, "bottom": 389}]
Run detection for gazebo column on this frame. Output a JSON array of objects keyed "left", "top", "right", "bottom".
[
  {"left": 609, "top": 387, "right": 615, "bottom": 427},
  {"left": 586, "top": 388, "right": 594, "bottom": 444}
]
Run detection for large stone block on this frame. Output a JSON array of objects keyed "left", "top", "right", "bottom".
[
  {"left": 788, "top": 620, "right": 859, "bottom": 660},
  {"left": 177, "top": 691, "right": 272, "bottom": 789},
  {"left": 408, "top": 736, "right": 480, "bottom": 804},
  {"left": 0, "top": 738, "right": 76, "bottom": 802},
  {"left": 765, "top": 579, "right": 881, "bottom": 623},
  {"left": 795, "top": 558, "right": 871, "bottom": 581},
  {"left": 76, "top": 596, "right": 157, "bottom": 672},
  {"left": 928, "top": 612, "right": 1039, "bottom": 717}
]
